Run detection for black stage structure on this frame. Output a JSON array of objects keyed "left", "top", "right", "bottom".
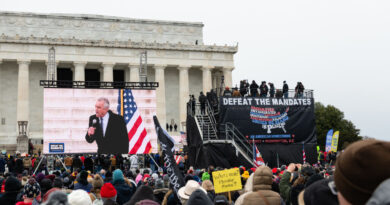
[{"left": 186, "top": 89, "right": 317, "bottom": 169}]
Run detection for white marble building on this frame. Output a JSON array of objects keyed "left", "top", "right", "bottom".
[{"left": 0, "top": 11, "right": 237, "bottom": 150}]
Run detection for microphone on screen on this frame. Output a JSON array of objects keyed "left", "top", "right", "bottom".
[{"left": 92, "top": 119, "right": 97, "bottom": 128}]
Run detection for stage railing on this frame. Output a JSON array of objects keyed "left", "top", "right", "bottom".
[
  {"left": 40, "top": 80, "right": 159, "bottom": 89},
  {"left": 223, "top": 122, "right": 253, "bottom": 162}
]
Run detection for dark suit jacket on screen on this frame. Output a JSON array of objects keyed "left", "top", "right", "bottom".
[{"left": 85, "top": 110, "right": 129, "bottom": 154}]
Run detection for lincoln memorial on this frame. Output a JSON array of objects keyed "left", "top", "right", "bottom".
[{"left": 0, "top": 11, "right": 237, "bottom": 152}]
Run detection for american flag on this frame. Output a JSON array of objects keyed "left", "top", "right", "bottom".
[
  {"left": 174, "top": 155, "right": 183, "bottom": 164},
  {"left": 117, "top": 89, "right": 151, "bottom": 154},
  {"left": 302, "top": 143, "right": 306, "bottom": 164},
  {"left": 253, "top": 143, "right": 265, "bottom": 167}
]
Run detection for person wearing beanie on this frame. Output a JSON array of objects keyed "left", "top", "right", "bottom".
[
  {"left": 334, "top": 139, "right": 390, "bottom": 205},
  {"left": 153, "top": 178, "right": 169, "bottom": 204},
  {"left": 0, "top": 176, "right": 22, "bottom": 205},
  {"left": 74, "top": 170, "right": 92, "bottom": 192},
  {"left": 297, "top": 178, "right": 338, "bottom": 205},
  {"left": 201, "top": 172, "right": 210, "bottom": 181},
  {"left": 241, "top": 171, "right": 250, "bottom": 181},
  {"left": 42, "top": 190, "right": 68, "bottom": 205},
  {"left": 40, "top": 178, "right": 53, "bottom": 199},
  {"left": 101, "top": 183, "right": 117, "bottom": 203},
  {"left": 68, "top": 189, "right": 92, "bottom": 205},
  {"left": 89, "top": 174, "right": 104, "bottom": 203},
  {"left": 125, "top": 185, "right": 156, "bottom": 205},
  {"left": 16, "top": 178, "right": 41, "bottom": 205},
  {"left": 186, "top": 189, "right": 213, "bottom": 205},
  {"left": 201, "top": 180, "right": 215, "bottom": 202},
  {"left": 112, "top": 169, "right": 134, "bottom": 205}
]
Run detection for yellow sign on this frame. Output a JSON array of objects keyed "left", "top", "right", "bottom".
[{"left": 212, "top": 168, "right": 242, "bottom": 193}]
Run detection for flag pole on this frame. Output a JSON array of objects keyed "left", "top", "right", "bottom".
[{"left": 148, "top": 153, "right": 161, "bottom": 171}]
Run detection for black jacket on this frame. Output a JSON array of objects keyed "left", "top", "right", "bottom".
[
  {"left": 85, "top": 110, "right": 129, "bottom": 154},
  {"left": 283, "top": 83, "right": 289, "bottom": 93},
  {"left": 113, "top": 179, "right": 134, "bottom": 205},
  {"left": 186, "top": 189, "right": 213, "bottom": 205}
]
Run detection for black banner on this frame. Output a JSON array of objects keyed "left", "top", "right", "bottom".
[
  {"left": 153, "top": 116, "right": 185, "bottom": 194},
  {"left": 219, "top": 97, "right": 316, "bottom": 143}
]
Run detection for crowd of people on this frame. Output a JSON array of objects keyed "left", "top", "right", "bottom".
[
  {"left": 0, "top": 139, "right": 389, "bottom": 205},
  {"left": 221, "top": 80, "right": 305, "bottom": 98}
]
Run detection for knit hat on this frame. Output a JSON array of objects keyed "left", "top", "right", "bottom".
[
  {"left": 298, "top": 178, "right": 338, "bottom": 205},
  {"left": 40, "top": 178, "right": 53, "bottom": 195},
  {"left": 201, "top": 172, "right": 210, "bottom": 181},
  {"left": 44, "top": 190, "right": 68, "bottom": 205},
  {"left": 127, "top": 185, "right": 156, "bottom": 205},
  {"left": 334, "top": 139, "right": 390, "bottom": 205},
  {"left": 68, "top": 189, "right": 92, "bottom": 205},
  {"left": 24, "top": 178, "right": 41, "bottom": 198},
  {"left": 4, "top": 176, "right": 21, "bottom": 193},
  {"left": 242, "top": 171, "right": 250, "bottom": 180},
  {"left": 113, "top": 169, "right": 124, "bottom": 183},
  {"left": 151, "top": 173, "right": 159, "bottom": 180},
  {"left": 36, "top": 173, "right": 45, "bottom": 183},
  {"left": 92, "top": 175, "right": 104, "bottom": 191},
  {"left": 100, "top": 182, "right": 117, "bottom": 201}
]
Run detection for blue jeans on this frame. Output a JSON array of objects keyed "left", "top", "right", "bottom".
[{"left": 284, "top": 92, "right": 288, "bottom": 98}]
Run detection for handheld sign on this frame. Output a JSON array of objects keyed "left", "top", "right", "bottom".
[{"left": 212, "top": 168, "right": 242, "bottom": 194}]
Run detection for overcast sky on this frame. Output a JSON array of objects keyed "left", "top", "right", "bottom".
[{"left": 2, "top": 0, "right": 390, "bottom": 141}]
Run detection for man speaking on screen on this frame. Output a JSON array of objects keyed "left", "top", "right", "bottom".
[{"left": 85, "top": 97, "right": 129, "bottom": 154}]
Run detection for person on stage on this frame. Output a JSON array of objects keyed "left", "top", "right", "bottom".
[{"left": 85, "top": 97, "right": 129, "bottom": 154}]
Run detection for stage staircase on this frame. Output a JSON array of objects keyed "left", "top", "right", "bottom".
[{"left": 193, "top": 102, "right": 254, "bottom": 166}]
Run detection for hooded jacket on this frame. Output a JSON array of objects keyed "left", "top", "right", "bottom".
[
  {"left": 242, "top": 166, "right": 282, "bottom": 205},
  {"left": 186, "top": 189, "right": 213, "bottom": 205},
  {"left": 113, "top": 179, "right": 134, "bottom": 205},
  {"left": 125, "top": 185, "right": 155, "bottom": 205},
  {"left": 0, "top": 177, "right": 21, "bottom": 205},
  {"left": 365, "top": 178, "right": 390, "bottom": 205}
]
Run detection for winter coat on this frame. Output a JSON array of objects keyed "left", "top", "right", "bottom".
[
  {"left": 74, "top": 182, "right": 92, "bottom": 192},
  {"left": 84, "top": 157, "right": 94, "bottom": 171},
  {"left": 242, "top": 166, "right": 282, "bottom": 205},
  {"left": 72, "top": 157, "right": 82, "bottom": 169},
  {"left": 15, "top": 158, "right": 24, "bottom": 174},
  {"left": 186, "top": 189, "right": 213, "bottom": 205},
  {"left": 290, "top": 184, "right": 305, "bottom": 205},
  {"left": 0, "top": 177, "right": 21, "bottom": 205},
  {"left": 23, "top": 158, "right": 32, "bottom": 169},
  {"left": 125, "top": 185, "right": 155, "bottom": 205},
  {"left": 64, "top": 156, "right": 73, "bottom": 167},
  {"left": 113, "top": 179, "right": 134, "bottom": 205},
  {"left": 0, "top": 158, "right": 5, "bottom": 172},
  {"left": 279, "top": 171, "right": 292, "bottom": 204},
  {"left": 366, "top": 178, "right": 390, "bottom": 205}
]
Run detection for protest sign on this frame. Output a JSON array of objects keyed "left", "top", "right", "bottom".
[{"left": 212, "top": 168, "right": 242, "bottom": 194}]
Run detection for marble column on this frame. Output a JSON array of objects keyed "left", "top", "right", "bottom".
[
  {"left": 17, "top": 60, "right": 30, "bottom": 122},
  {"left": 73, "top": 61, "right": 86, "bottom": 81},
  {"left": 223, "top": 67, "right": 234, "bottom": 88},
  {"left": 102, "top": 62, "right": 114, "bottom": 82},
  {"left": 178, "top": 66, "right": 190, "bottom": 129},
  {"left": 212, "top": 72, "right": 217, "bottom": 90},
  {"left": 154, "top": 65, "right": 166, "bottom": 126},
  {"left": 129, "top": 64, "right": 140, "bottom": 82},
  {"left": 202, "top": 66, "right": 213, "bottom": 94}
]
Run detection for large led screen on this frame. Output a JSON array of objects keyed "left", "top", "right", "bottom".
[{"left": 43, "top": 88, "right": 157, "bottom": 154}]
